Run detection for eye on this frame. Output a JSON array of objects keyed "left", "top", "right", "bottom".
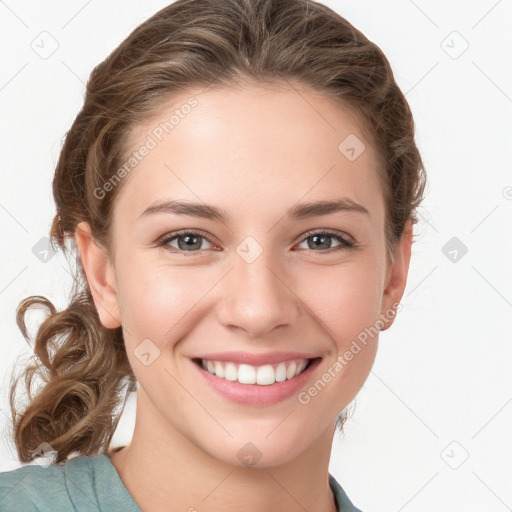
[
  {"left": 156, "top": 229, "right": 355, "bottom": 255},
  {"left": 156, "top": 230, "right": 216, "bottom": 253},
  {"left": 296, "top": 230, "right": 354, "bottom": 253}
]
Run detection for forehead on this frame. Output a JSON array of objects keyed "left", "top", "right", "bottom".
[{"left": 113, "top": 81, "right": 384, "bottom": 228}]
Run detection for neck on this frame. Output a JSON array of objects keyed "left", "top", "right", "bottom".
[{"left": 108, "top": 392, "right": 339, "bottom": 512}]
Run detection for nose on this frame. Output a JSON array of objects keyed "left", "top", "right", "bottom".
[{"left": 215, "top": 250, "right": 301, "bottom": 339}]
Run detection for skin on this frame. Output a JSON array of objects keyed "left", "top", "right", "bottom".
[{"left": 75, "top": 80, "right": 412, "bottom": 512}]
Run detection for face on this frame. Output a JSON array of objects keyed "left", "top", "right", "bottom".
[{"left": 77, "top": 81, "right": 411, "bottom": 468}]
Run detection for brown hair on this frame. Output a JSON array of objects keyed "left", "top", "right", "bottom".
[{"left": 8, "top": 0, "right": 426, "bottom": 465}]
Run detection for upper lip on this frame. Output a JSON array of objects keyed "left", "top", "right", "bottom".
[{"left": 193, "top": 351, "right": 320, "bottom": 366}]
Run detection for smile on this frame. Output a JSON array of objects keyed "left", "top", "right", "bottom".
[
  {"left": 197, "top": 358, "right": 311, "bottom": 385},
  {"left": 190, "top": 352, "right": 323, "bottom": 405}
]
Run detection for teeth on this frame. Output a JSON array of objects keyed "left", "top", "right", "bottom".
[
  {"left": 275, "top": 362, "right": 287, "bottom": 382},
  {"left": 200, "top": 358, "right": 310, "bottom": 385},
  {"left": 225, "top": 362, "right": 238, "bottom": 381},
  {"left": 286, "top": 361, "right": 297, "bottom": 380},
  {"left": 238, "top": 364, "right": 256, "bottom": 384},
  {"left": 214, "top": 361, "right": 224, "bottom": 378}
]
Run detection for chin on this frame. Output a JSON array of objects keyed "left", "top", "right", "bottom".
[{"left": 197, "top": 423, "right": 319, "bottom": 470}]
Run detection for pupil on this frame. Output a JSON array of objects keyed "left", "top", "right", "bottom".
[
  {"left": 179, "top": 235, "right": 201, "bottom": 251},
  {"left": 310, "top": 234, "right": 330, "bottom": 250}
]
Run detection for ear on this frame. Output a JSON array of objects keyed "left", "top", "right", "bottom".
[
  {"left": 74, "top": 221, "right": 121, "bottom": 329},
  {"left": 379, "top": 219, "right": 413, "bottom": 331}
]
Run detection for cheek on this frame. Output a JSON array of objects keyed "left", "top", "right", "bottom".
[
  {"left": 115, "top": 257, "right": 205, "bottom": 344},
  {"left": 299, "top": 259, "right": 382, "bottom": 344},
  {"left": 298, "top": 260, "right": 381, "bottom": 397}
]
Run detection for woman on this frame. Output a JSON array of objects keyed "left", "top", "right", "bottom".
[{"left": 1, "top": 0, "right": 426, "bottom": 510}]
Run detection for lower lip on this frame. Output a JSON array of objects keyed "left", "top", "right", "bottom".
[{"left": 191, "top": 358, "right": 322, "bottom": 406}]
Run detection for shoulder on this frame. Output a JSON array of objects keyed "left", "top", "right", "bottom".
[
  {"left": 0, "top": 459, "right": 70, "bottom": 511},
  {"left": 0, "top": 454, "right": 101, "bottom": 512},
  {"left": 329, "top": 473, "right": 365, "bottom": 512}
]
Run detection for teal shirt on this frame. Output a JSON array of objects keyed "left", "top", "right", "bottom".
[{"left": 0, "top": 454, "right": 363, "bottom": 511}]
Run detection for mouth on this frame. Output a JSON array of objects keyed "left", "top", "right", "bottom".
[{"left": 192, "top": 357, "right": 316, "bottom": 386}]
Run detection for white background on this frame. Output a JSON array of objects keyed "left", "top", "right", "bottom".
[{"left": 1, "top": 1, "right": 511, "bottom": 510}]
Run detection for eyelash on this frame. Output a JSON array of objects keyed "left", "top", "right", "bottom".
[{"left": 155, "top": 229, "right": 355, "bottom": 255}]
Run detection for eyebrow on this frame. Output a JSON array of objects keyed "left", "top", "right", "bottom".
[{"left": 138, "top": 197, "right": 370, "bottom": 222}]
